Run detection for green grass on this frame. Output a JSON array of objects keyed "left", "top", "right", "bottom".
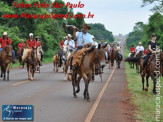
[{"left": 125, "top": 51, "right": 163, "bottom": 122}]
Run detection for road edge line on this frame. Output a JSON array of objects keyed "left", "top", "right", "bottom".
[{"left": 85, "top": 66, "right": 116, "bottom": 122}]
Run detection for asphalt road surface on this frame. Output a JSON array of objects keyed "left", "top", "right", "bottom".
[{"left": 0, "top": 37, "right": 134, "bottom": 122}]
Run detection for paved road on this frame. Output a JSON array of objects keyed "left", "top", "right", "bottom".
[{"left": 0, "top": 37, "right": 133, "bottom": 122}]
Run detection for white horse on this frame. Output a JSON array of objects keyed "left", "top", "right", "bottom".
[{"left": 62, "top": 44, "right": 71, "bottom": 80}]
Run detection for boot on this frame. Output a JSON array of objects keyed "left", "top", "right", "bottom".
[{"left": 12, "top": 59, "right": 16, "bottom": 63}]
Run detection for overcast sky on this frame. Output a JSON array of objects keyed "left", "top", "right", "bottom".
[{"left": 63, "top": 0, "right": 154, "bottom": 35}]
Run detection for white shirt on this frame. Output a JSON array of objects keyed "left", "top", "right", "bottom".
[
  {"left": 76, "top": 31, "right": 93, "bottom": 47},
  {"left": 136, "top": 46, "right": 144, "bottom": 53},
  {"left": 92, "top": 41, "right": 98, "bottom": 48},
  {"left": 64, "top": 39, "right": 75, "bottom": 50}
]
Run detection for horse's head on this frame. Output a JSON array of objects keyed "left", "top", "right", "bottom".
[
  {"left": 62, "top": 45, "right": 69, "bottom": 54},
  {"left": 4, "top": 45, "right": 13, "bottom": 57},
  {"left": 97, "top": 43, "right": 107, "bottom": 67}
]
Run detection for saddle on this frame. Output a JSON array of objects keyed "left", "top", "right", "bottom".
[
  {"left": 72, "top": 48, "right": 90, "bottom": 68},
  {"left": 147, "top": 54, "right": 155, "bottom": 65}
]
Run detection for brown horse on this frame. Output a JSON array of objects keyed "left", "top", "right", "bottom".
[
  {"left": 115, "top": 50, "right": 122, "bottom": 68},
  {"left": 53, "top": 54, "right": 59, "bottom": 72},
  {"left": 0, "top": 45, "right": 13, "bottom": 81},
  {"left": 108, "top": 48, "right": 115, "bottom": 69},
  {"left": 26, "top": 47, "right": 38, "bottom": 80},
  {"left": 135, "top": 51, "right": 144, "bottom": 73},
  {"left": 17, "top": 47, "right": 25, "bottom": 68},
  {"left": 71, "top": 44, "right": 107, "bottom": 101},
  {"left": 140, "top": 53, "right": 161, "bottom": 94}
]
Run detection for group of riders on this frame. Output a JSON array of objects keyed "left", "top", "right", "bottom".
[
  {"left": 0, "top": 23, "right": 160, "bottom": 79},
  {"left": 0, "top": 32, "right": 44, "bottom": 70},
  {"left": 128, "top": 33, "right": 160, "bottom": 76},
  {"left": 58, "top": 23, "right": 123, "bottom": 73}
]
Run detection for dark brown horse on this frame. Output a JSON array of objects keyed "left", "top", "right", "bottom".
[
  {"left": 0, "top": 45, "right": 13, "bottom": 81},
  {"left": 71, "top": 44, "right": 107, "bottom": 101},
  {"left": 115, "top": 50, "right": 122, "bottom": 68},
  {"left": 129, "top": 52, "right": 135, "bottom": 68},
  {"left": 17, "top": 47, "right": 25, "bottom": 68},
  {"left": 140, "top": 53, "right": 161, "bottom": 94},
  {"left": 108, "top": 47, "right": 115, "bottom": 69}
]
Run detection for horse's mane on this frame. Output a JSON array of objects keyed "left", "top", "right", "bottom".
[{"left": 87, "top": 45, "right": 96, "bottom": 53}]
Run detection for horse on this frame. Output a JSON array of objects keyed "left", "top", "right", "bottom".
[
  {"left": 108, "top": 47, "right": 115, "bottom": 69},
  {"left": 135, "top": 51, "right": 144, "bottom": 73},
  {"left": 25, "top": 47, "right": 38, "bottom": 80},
  {"left": 0, "top": 45, "right": 13, "bottom": 81},
  {"left": 115, "top": 50, "right": 122, "bottom": 68},
  {"left": 140, "top": 52, "right": 162, "bottom": 94},
  {"left": 62, "top": 45, "right": 71, "bottom": 80},
  {"left": 53, "top": 53, "right": 59, "bottom": 72},
  {"left": 129, "top": 52, "right": 135, "bottom": 68},
  {"left": 71, "top": 44, "right": 107, "bottom": 101},
  {"left": 35, "top": 46, "right": 42, "bottom": 73},
  {"left": 17, "top": 47, "right": 25, "bottom": 68}
]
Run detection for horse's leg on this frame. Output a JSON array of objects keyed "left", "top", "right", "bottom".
[
  {"left": 3, "top": 66, "right": 6, "bottom": 81},
  {"left": 145, "top": 75, "right": 149, "bottom": 91},
  {"left": 1, "top": 66, "right": 3, "bottom": 78},
  {"left": 82, "top": 74, "right": 89, "bottom": 100},
  {"left": 152, "top": 77, "right": 157, "bottom": 95},
  {"left": 76, "top": 75, "right": 82, "bottom": 93},
  {"left": 142, "top": 76, "right": 145, "bottom": 91},
  {"left": 72, "top": 73, "right": 77, "bottom": 98},
  {"left": 7, "top": 64, "right": 10, "bottom": 81}
]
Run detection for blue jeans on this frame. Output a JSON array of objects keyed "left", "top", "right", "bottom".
[
  {"left": 0, "top": 48, "right": 16, "bottom": 59},
  {"left": 70, "top": 47, "right": 81, "bottom": 70}
]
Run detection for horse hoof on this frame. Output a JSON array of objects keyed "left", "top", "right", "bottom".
[
  {"left": 76, "top": 90, "right": 80, "bottom": 93},
  {"left": 87, "top": 98, "right": 90, "bottom": 102},
  {"left": 74, "top": 95, "right": 77, "bottom": 98},
  {"left": 64, "top": 77, "right": 66, "bottom": 81},
  {"left": 153, "top": 91, "right": 157, "bottom": 95},
  {"left": 144, "top": 87, "right": 148, "bottom": 91}
]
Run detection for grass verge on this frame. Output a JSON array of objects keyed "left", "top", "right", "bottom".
[{"left": 125, "top": 50, "right": 163, "bottom": 122}]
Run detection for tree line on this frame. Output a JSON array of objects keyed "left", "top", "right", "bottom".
[{"left": 126, "top": 0, "right": 163, "bottom": 50}]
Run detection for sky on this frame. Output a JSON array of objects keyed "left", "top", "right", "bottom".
[{"left": 63, "top": 0, "right": 154, "bottom": 35}]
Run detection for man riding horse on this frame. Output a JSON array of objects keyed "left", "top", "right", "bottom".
[
  {"left": 70, "top": 23, "right": 93, "bottom": 73},
  {"left": 135, "top": 42, "right": 144, "bottom": 57},
  {"left": 35, "top": 36, "right": 44, "bottom": 66},
  {"left": 128, "top": 45, "right": 135, "bottom": 57},
  {"left": 17, "top": 39, "right": 26, "bottom": 68},
  {"left": 58, "top": 37, "right": 67, "bottom": 67},
  {"left": 0, "top": 32, "right": 16, "bottom": 63},
  {"left": 64, "top": 34, "right": 75, "bottom": 53},
  {"left": 21, "top": 33, "right": 40, "bottom": 68}
]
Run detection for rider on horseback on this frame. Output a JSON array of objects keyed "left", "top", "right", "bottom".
[
  {"left": 58, "top": 37, "right": 67, "bottom": 67},
  {"left": 135, "top": 42, "right": 144, "bottom": 57},
  {"left": 18, "top": 39, "right": 26, "bottom": 50},
  {"left": 70, "top": 23, "right": 93, "bottom": 73},
  {"left": 128, "top": 45, "right": 135, "bottom": 57},
  {"left": 35, "top": 36, "right": 44, "bottom": 66},
  {"left": 91, "top": 35, "right": 98, "bottom": 48},
  {"left": 64, "top": 34, "right": 75, "bottom": 53},
  {"left": 141, "top": 33, "right": 160, "bottom": 76},
  {"left": 21, "top": 33, "right": 40, "bottom": 68},
  {"left": 115, "top": 43, "right": 123, "bottom": 58},
  {"left": 0, "top": 32, "right": 16, "bottom": 63}
]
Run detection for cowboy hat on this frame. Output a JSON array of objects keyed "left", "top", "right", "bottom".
[
  {"left": 67, "top": 34, "right": 72, "bottom": 37},
  {"left": 21, "top": 39, "right": 24, "bottom": 42},
  {"left": 29, "top": 33, "right": 33, "bottom": 36},
  {"left": 91, "top": 35, "right": 95, "bottom": 39},
  {"left": 3, "top": 32, "right": 7, "bottom": 35},
  {"left": 81, "top": 23, "right": 91, "bottom": 30},
  {"left": 35, "top": 36, "right": 39, "bottom": 39},
  {"left": 139, "top": 42, "right": 142, "bottom": 45}
]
